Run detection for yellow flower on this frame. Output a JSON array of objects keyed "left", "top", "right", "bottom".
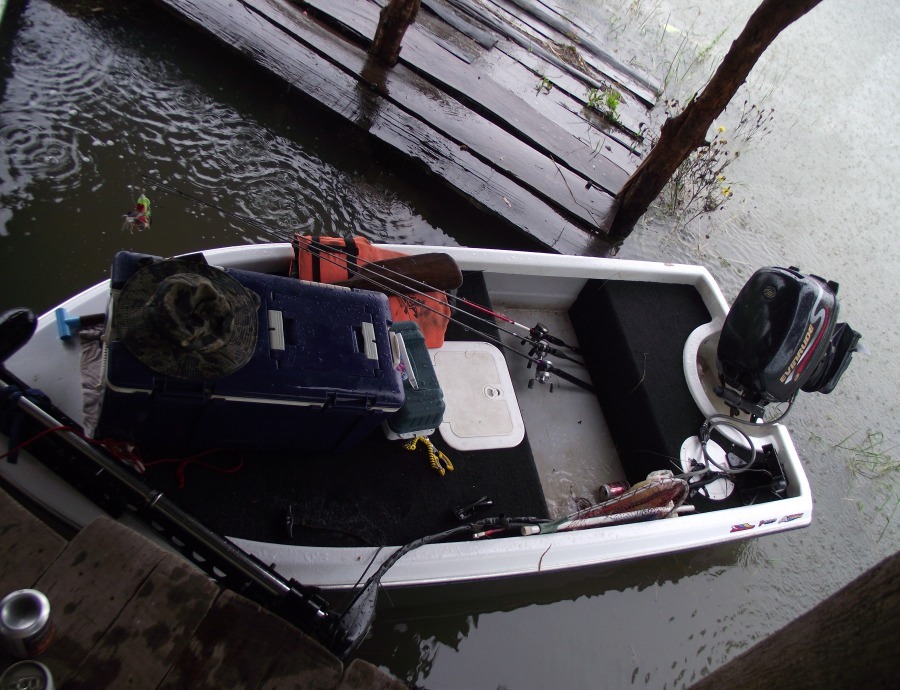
[
  {"left": 721, "top": 186, "right": 733, "bottom": 197},
  {"left": 717, "top": 174, "right": 726, "bottom": 182},
  {"left": 717, "top": 126, "right": 726, "bottom": 133}
]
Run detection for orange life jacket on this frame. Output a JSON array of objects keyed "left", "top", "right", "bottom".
[{"left": 291, "top": 235, "right": 451, "bottom": 348}]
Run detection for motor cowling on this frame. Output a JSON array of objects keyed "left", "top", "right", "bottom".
[{"left": 715, "top": 267, "right": 860, "bottom": 417}]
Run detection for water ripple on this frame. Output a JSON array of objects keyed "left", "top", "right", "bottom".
[{"left": 0, "top": 122, "right": 84, "bottom": 192}]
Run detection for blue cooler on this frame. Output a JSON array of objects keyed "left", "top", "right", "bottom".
[{"left": 95, "top": 252, "right": 405, "bottom": 452}]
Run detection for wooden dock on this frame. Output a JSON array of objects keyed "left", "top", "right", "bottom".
[
  {"left": 152, "top": 0, "right": 657, "bottom": 256},
  {"left": 0, "top": 487, "right": 405, "bottom": 689}
]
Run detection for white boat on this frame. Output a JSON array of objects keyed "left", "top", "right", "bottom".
[{"left": 0, "top": 241, "right": 859, "bottom": 625}]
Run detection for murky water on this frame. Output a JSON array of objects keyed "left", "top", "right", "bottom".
[
  {"left": 1, "top": 1, "right": 897, "bottom": 688},
  {"left": 0, "top": 1, "right": 540, "bottom": 314}
]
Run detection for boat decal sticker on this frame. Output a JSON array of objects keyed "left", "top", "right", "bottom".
[
  {"left": 778, "top": 513, "right": 804, "bottom": 523},
  {"left": 757, "top": 518, "right": 778, "bottom": 526},
  {"left": 730, "top": 523, "right": 754, "bottom": 533}
]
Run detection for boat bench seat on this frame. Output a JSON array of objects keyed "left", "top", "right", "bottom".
[{"left": 568, "top": 280, "right": 711, "bottom": 485}]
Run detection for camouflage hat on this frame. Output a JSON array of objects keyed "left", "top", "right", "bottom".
[{"left": 114, "top": 257, "right": 260, "bottom": 380}]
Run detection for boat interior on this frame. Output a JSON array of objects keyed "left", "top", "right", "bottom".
[
  {"left": 111, "top": 265, "right": 729, "bottom": 549},
  {"left": 0, "top": 244, "right": 805, "bottom": 556}
]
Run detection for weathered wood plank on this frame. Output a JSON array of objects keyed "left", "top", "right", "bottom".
[
  {"left": 420, "top": 0, "right": 497, "bottom": 50},
  {"left": 32, "top": 516, "right": 167, "bottom": 685},
  {"left": 337, "top": 659, "right": 408, "bottom": 690},
  {"left": 301, "top": 0, "right": 630, "bottom": 196},
  {"left": 491, "top": 38, "right": 647, "bottom": 143},
  {"left": 496, "top": 0, "right": 659, "bottom": 103},
  {"left": 438, "top": 0, "right": 656, "bottom": 106},
  {"left": 159, "top": 588, "right": 342, "bottom": 690},
  {"left": 259, "top": 621, "right": 343, "bottom": 690},
  {"left": 154, "top": 0, "right": 614, "bottom": 255},
  {"left": 64, "top": 553, "right": 218, "bottom": 690},
  {"left": 471, "top": 44, "right": 640, "bottom": 176},
  {"left": 0, "top": 487, "right": 67, "bottom": 593},
  {"left": 0, "top": 504, "right": 349, "bottom": 688},
  {"left": 482, "top": 0, "right": 649, "bottom": 138},
  {"left": 266, "top": 0, "right": 617, "bottom": 219}
]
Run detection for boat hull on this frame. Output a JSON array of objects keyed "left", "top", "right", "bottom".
[{"left": 1, "top": 243, "right": 812, "bottom": 589}]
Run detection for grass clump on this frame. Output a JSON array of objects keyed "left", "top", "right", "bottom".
[
  {"left": 838, "top": 430, "right": 898, "bottom": 541},
  {"left": 585, "top": 86, "right": 623, "bottom": 125},
  {"left": 655, "top": 98, "right": 773, "bottom": 227}
]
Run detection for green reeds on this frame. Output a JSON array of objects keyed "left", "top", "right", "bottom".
[{"left": 838, "top": 430, "right": 898, "bottom": 541}]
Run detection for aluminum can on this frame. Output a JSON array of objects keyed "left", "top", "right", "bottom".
[
  {"left": 0, "top": 590, "right": 53, "bottom": 659},
  {"left": 598, "top": 481, "right": 630, "bottom": 502},
  {"left": 0, "top": 660, "right": 55, "bottom": 690}
]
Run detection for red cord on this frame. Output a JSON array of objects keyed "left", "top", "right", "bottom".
[
  {"left": 2, "top": 425, "right": 244, "bottom": 489},
  {"left": 0, "top": 425, "right": 76, "bottom": 460},
  {"left": 143, "top": 449, "right": 245, "bottom": 489}
]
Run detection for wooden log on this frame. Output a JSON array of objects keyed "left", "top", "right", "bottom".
[
  {"left": 0, "top": 487, "right": 67, "bottom": 593},
  {"left": 371, "top": 0, "right": 420, "bottom": 67},
  {"left": 610, "top": 0, "right": 824, "bottom": 241},
  {"left": 689, "top": 552, "right": 900, "bottom": 689}
]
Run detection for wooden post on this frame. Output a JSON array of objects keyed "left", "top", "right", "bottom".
[
  {"left": 370, "top": 0, "right": 420, "bottom": 67},
  {"left": 609, "top": 0, "right": 824, "bottom": 241},
  {"left": 688, "top": 552, "right": 900, "bottom": 689}
]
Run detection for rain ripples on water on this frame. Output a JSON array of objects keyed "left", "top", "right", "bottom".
[
  {"left": 0, "top": 0, "right": 455, "bottom": 251},
  {"left": 0, "top": 10, "right": 108, "bottom": 212}
]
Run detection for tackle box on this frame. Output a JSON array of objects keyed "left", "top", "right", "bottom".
[
  {"left": 384, "top": 321, "right": 445, "bottom": 439},
  {"left": 94, "top": 252, "right": 405, "bottom": 452}
]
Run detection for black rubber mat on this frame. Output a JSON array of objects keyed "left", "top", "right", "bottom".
[
  {"left": 142, "top": 272, "right": 548, "bottom": 547},
  {"left": 569, "top": 279, "right": 712, "bottom": 485}
]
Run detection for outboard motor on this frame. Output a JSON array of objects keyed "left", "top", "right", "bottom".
[{"left": 715, "top": 267, "right": 861, "bottom": 419}]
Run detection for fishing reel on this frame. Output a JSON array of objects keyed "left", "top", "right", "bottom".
[
  {"left": 521, "top": 323, "right": 595, "bottom": 393},
  {"left": 527, "top": 357, "right": 555, "bottom": 392},
  {"left": 524, "top": 336, "right": 555, "bottom": 391},
  {"left": 526, "top": 322, "right": 581, "bottom": 355}
]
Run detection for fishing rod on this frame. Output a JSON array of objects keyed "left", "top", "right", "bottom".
[
  {"left": 296, "top": 236, "right": 585, "bottom": 367},
  {"left": 454, "top": 298, "right": 580, "bottom": 354},
  {"left": 142, "top": 176, "right": 592, "bottom": 390},
  {"left": 293, "top": 238, "right": 593, "bottom": 391},
  {"left": 141, "top": 175, "right": 584, "bottom": 356}
]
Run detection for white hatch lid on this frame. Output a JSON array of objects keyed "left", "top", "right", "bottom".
[{"left": 430, "top": 341, "right": 525, "bottom": 450}]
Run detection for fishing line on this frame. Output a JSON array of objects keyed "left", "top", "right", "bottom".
[
  {"left": 290, "top": 240, "right": 592, "bottom": 389},
  {"left": 305, "top": 243, "right": 590, "bottom": 385},
  {"left": 297, "top": 237, "right": 584, "bottom": 366}
]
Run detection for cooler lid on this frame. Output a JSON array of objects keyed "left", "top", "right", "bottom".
[{"left": 215, "top": 275, "right": 404, "bottom": 409}]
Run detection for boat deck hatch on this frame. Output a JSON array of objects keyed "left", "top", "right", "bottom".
[{"left": 431, "top": 341, "right": 524, "bottom": 450}]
